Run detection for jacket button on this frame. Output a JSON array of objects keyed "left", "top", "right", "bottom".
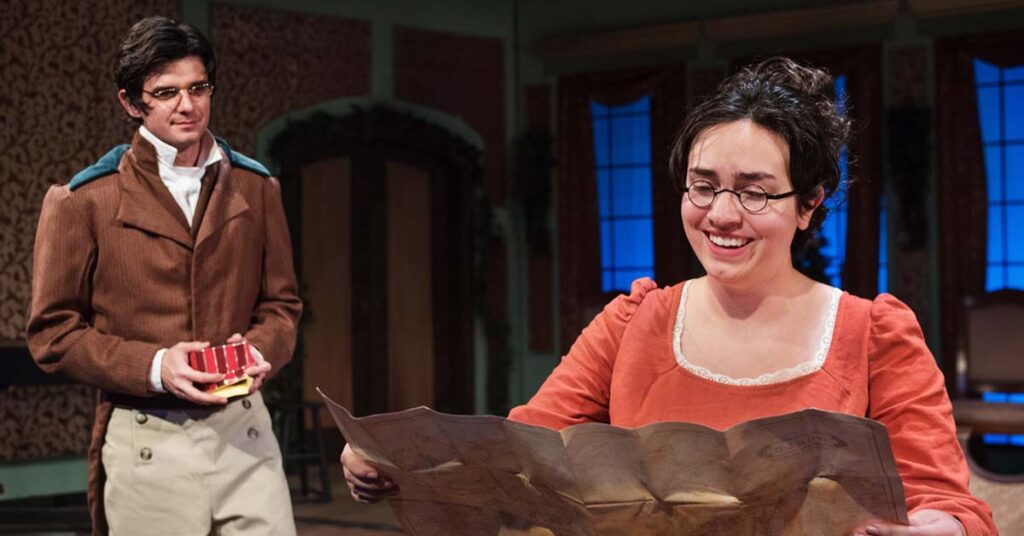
[
  {"left": 242, "top": 399, "right": 252, "bottom": 410},
  {"left": 135, "top": 412, "right": 148, "bottom": 424},
  {"left": 247, "top": 427, "right": 259, "bottom": 440},
  {"left": 139, "top": 447, "right": 153, "bottom": 461}
]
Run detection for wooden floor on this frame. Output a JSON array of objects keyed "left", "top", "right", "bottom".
[
  {"left": 293, "top": 464, "right": 404, "bottom": 535},
  {"left": 0, "top": 465, "right": 404, "bottom": 536}
]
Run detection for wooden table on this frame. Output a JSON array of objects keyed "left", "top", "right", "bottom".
[{"left": 952, "top": 399, "right": 1024, "bottom": 434}]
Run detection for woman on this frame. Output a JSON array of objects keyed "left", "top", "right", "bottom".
[{"left": 341, "top": 57, "right": 996, "bottom": 536}]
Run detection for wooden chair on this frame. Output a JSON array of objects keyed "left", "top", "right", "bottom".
[
  {"left": 954, "top": 290, "right": 1024, "bottom": 533},
  {"left": 956, "top": 290, "right": 1024, "bottom": 397}
]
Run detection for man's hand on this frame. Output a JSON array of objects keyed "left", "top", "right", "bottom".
[
  {"left": 851, "top": 509, "right": 966, "bottom": 536},
  {"left": 161, "top": 341, "right": 228, "bottom": 405},
  {"left": 341, "top": 443, "right": 398, "bottom": 503},
  {"left": 226, "top": 333, "right": 271, "bottom": 393}
]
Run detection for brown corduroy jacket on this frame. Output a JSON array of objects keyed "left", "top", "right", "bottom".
[{"left": 26, "top": 132, "right": 302, "bottom": 535}]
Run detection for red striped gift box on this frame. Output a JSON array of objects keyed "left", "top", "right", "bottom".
[{"left": 187, "top": 341, "right": 254, "bottom": 394}]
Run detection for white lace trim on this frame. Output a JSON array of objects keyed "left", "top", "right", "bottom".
[{"left": 672, "top": 280, "right": 842, "bottom": 386}]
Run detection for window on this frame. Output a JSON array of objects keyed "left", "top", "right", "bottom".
[
  {"left": 975, "top": 58, "right": 1024, "bottom": 291},
  {"left": 591, "top": 96, "right": 655, "bottom": 292},
  {"left": 878, "top": 194, "right": 889, "bottom": 294},
  {"left": 974, "top": 58, "right": 1024, "bottom": 447},
  {"left": 980, "top": 392, "right": 1024, "bottom": 446},
  {"left": 819, "top": 75, "right": 849, "bottom": 288}
]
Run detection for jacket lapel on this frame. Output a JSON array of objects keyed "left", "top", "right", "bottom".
[
  {"left": 116, "top": 134, "right": 193, "bottom": 249},
  {"left": 195, "top": 157, "right": 249, "bottom": 250}
]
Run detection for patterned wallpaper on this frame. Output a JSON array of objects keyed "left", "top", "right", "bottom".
[
  {"left": 0, "top": 0, "right": 177, "bottom": 461},
  {"left": 393, "top": 26, "right": 506, "bottom": 202},
  {"left": 210, "top": 4, "right": 371, "bottom": 155},
  {"left": 0, "top": 384, "right": 95, "bottom": 461},
  {"left": 0, "top": 0, "right": 175, "bottom": 340}
]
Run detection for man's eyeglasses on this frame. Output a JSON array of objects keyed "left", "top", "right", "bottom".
[
  {"left": 143, "top": 82, "right": 215, "bottom": 103},
  {"left": 682, "top": 179, "right": 797, "bottom": 213}
]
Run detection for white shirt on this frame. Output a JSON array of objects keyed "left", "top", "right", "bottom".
[
  {"left": 141, "top": 127, "right": 222, "bottom": 393},
  {"left": 138, "top": 126, "right": 222, "bottom": 226}
]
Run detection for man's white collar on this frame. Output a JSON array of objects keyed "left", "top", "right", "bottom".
[{"left": 139, "top": 126, "right": 223, "bottom": 170}]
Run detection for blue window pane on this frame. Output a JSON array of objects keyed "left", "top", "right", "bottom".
[
  {"left": 1005, "top": 85, "right": 1024, "bottom": 141},
  {"left": 594, "top": 97, "right": 654, "bottom": 292},
  {"left": 590, "top": 100, "right": 610, "bottom": 116},
  {"left": 612, "top": 219, "right": 654, "bottom": 268},
  {"left": 1009, "top": 206, "right": 1024, "bottom": 261},
  {"left": 838, "top": 148, "right": 849, "bottom": 183},
  {"left": 611, "top": 167, "right": 652, "bottom": 217},
  {"left": 975, "top": 59, "right": 1000, "bottom": 84},
  {"left": 982, "top": 391, "right": 1009, "bottom": 402},
  {"left": 981, "top": 393, "right": 1024, "bottom": 445},
  {"left": 1009, "top": 267, "right": 1024, "bottom": 290},
  {"left": 824, "top": 267, "right": 842, "bottom": 288},
  {"left": 592, "top": 117, "right": 610, "bottom": 167},
  {"left": 986, "top": 265, "right": 1004, "bottom": 291},
  {"left": 983, "top": 433, "right": 1010, "bottom": 445},
  {"left": 597, "top": 169, "right": 612, "bottom": 217},
  {"left": 834, "top": 75, "right": 847, "bottom": 114},
  {"left": 614, "top": 96, "right": 650, "bottom": 114},
  {"left": 600, "top": 220, "right": 613, "bottom": 268},
  {"left": 614, "top": 270, "right": 653, "bottom": 291},
  {"left": 819, "top": 192, "right": 848, "bottom": 288},
  {"left": 988, "top": 207, "right": 1005, "bottom": 263},
  {"left": 1005, "top": 65, "right": 1024, "bottom": 82},
  {"left": 977, "top": 87, "right": 1002, "bottom": 143},
  {"left": 985, "top": 146, "right": 1003, "bottom": 201},
  {"left": 1007, "top": 146, "right": 1024, "bottom": 201},
  {"left": 613, "top": 271, "right": 631, "bottom": 293},
  {"left": 610, "top": 115, "right": 651, "bottom": 165},
  {"left": 878, "top": 196, "right": 888, "bottom": 294}
]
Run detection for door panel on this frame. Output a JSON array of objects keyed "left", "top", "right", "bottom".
[
  {"left": 300, "top": 158, "right": 352, "bottom": 425},
  {"left": 386, "top": 161, "right": 435, "bottom": 411}
]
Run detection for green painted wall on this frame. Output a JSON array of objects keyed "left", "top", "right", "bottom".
[{"left": 0, "top": 457, "right": 88, "bottom": 501}]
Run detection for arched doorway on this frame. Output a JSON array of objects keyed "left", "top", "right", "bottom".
[{"left": 268, "top": 106, "right": 482, "bottom": 416}]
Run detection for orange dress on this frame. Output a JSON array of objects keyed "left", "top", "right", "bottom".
[{"left": 509, "top": 278, "right": 996, "bottom": 535}]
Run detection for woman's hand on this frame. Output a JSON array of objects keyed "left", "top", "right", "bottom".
[
  {"left": 852, "top": 509, "right": 966, "bottom": 536},
  {"left": 340, "top": 443, "right": 399, "bottom": 503}
]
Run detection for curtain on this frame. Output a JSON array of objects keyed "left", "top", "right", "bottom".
[
  {"left": 557, "top": 64, "right": 689, "bottom": 352},
  {"left": 935, "top": 33, "right": 1024, "bottom": 393}
]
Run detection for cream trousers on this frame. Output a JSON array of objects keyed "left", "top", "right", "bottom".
[{"left": 102, "top": 392, "right": 296, "bottom": 536}]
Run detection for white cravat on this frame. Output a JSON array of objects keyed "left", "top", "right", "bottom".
[{"left": 138, "top": 126, "right": 223, "bottom": 227}]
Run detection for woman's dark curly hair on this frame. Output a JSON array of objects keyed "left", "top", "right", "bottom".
[
  {"left": 668, "top": 57, "right": 851, "bottom": 252},
  {"left": 114, "top": 16, "right": 216, "bottom": 121}
]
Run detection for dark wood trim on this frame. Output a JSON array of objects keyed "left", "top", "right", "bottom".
[
  {"left": 532, "top": 1, "right": 898, "bottom": 61},
  {"left": 350, "top": 154, "right": 389, "bottom": 415},
  {"left": 953, "top": 399, "right": 1024, "bottom": 434}
]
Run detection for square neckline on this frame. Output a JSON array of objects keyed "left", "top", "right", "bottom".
[{"left": 670, "top": 280, "right": 844, "bottom": 387}]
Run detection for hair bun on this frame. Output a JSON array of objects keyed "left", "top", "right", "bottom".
[{"left": 751, "top": 57, "right": 834, "bottom": 100}]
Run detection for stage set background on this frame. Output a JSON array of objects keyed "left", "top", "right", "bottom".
[{"left": 2, "top": 0, "right": 1023, "bottom": 494}]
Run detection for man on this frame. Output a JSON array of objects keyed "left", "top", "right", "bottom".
[{"left": 27, "top": 16, "right": 301, "bottom": 535}]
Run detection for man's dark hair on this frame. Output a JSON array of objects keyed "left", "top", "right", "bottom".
[
  {"left": 115, "top": 16, "right": 216, "bottom": 120},
  {"left": 668, "top": 57, "right": 851, "bottom": 253}
]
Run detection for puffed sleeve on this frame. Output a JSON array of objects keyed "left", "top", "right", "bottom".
[
  {"left": 26, "top": 186, "right": 161, "bottom": 395},
  {"left": 508, "top": 278, "right": 658, "bottom": 429},
  {"left": 242, "top": 176, "right": 302, "bottom": 374},
  {"left": 868, "top": 294, "right": 996, "bottom": 535}
]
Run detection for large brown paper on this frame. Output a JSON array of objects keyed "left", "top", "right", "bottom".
[{"left": 320, "top": 389, "right": 907, "bottom": 536}]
